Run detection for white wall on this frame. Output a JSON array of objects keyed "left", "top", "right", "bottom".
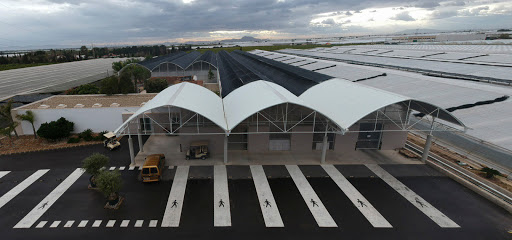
[{"left": 16, "top": 107, "right": 140, "bottom": 135}]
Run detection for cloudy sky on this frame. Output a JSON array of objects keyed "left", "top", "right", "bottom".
[{"left": 0, "top": 0, "right": 511, "bottom": 49}]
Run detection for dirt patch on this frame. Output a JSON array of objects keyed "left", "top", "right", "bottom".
[
  {"left": 406, "top": 133, "right": 512, "bottom": 194},
  {"left": 0, "top": 135, "right": 102, "bottom": 155}
]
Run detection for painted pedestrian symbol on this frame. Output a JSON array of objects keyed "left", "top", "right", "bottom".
[
  {"left": 357, "top": 199, "right": 367, "bottom": 207},
  {"left": 219, "top": 199, "right": 225, "bottom": 208},
  {"left": 39, "top": 201, "right": 49, "bottom": 209},
  {"left": 415, "top": 197, "right": 425, "bottom": 207},
  {"left": 264, "top": 199, "right": 271, "bottom": 208},
  {"left": 171, "top": 200, "right": 178, "bottom": 208},
  {"left": 310, "top": 199, "right": 318, "bottom": 207}
]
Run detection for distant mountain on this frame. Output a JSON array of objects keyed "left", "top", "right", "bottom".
[
  {"left": 221, "top": 36, "right": 264, "bottom": 42},
  {"left": 394, "top": 29, "right": 444, "bottom": 35}
]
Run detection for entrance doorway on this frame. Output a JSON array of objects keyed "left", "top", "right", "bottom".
[{"left": 356, "top": 123, "right": 382, "bottom": 149}]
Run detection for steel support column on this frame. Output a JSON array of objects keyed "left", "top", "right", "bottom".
[
  {"left": 224, "top": 135, "right": 228, "bottom": 164},
  {"left": 128, "top": 135, "right": 135, "bottom": 166},
  {"left": 421, "top": 134, "right": 433, "bottom": 162}
]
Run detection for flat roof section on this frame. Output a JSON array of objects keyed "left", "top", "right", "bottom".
[{"left": 18, "top": 94, "right": 157, "bottom": 110}]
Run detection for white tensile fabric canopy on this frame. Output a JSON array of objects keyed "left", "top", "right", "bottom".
[{"left": 114, "top": 79, "right": 465, "bottom": 135}]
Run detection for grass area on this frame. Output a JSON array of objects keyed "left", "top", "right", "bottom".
[
  {"left": 193, "top": 43, "right": 368, "bottom": 53},
  {"left": 0, "top": 62, "right": 55, "bottom": 71}
]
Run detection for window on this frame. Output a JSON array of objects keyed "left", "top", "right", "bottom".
[
  {"left": 140, "top": 118, "right": 152, "bottom": 132},
  {"left": 150, "top": 168, "right": 158, "bottom": 174},
  {"left": 142, "top": 168, "right": 149, "bottom": 174}
]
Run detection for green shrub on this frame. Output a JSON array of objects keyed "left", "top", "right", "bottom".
[
  {"left": 67, "top": 137, "right": 80, "bottom": 143},
  {"left": 481, "top": 167, "right": 501, "bottom": 179},
  {"left": 66, "top": 84, "right": 99, "bottom": 95},
  {"left": 96, "top": 170, "right": 122, "bottom": 198},
  {"left": 93, "top": 131, "right": 108, "bottom": 141},
  {"left": 79, "top": 129, "right": 94, "bottom": 141},
  {"left": 37, "top": 117, "right": 74, "bottom": 141},
  {"left": 144, "top": 78, "right": 168, "bottom": 93},
  {"left": 82, "top": 153, "right": 110, "bottom": 177}
]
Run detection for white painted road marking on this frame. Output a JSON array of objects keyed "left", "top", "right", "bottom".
[
  {"left": 135, "top": 220, "right": 144, "bottom": 227},
  {"left": 0, "top": 171, "right": 10, "bottom": 179},
  {"left": 365, "top": 164, "right": 460, "bottom": 228},
  {"left": 78, "top": 220, "right": 88, "bottom": 228},
  {"left": 13, "top": 168, "right": 84, "bottom": 229},
  {"left": 92, "top": 220, "right": 102, "bottom": 227},
  {"left": 120, "top": 220, "right": 130, "bottom": 227},
  {"left": 109, "top": 167, "right": 116, "bottom": 171},
  {"left": 35, "top": 221, "right": 47, "bottom": 228},
  {"left": 49, "top": 221, "right": 61, "bottom": 228},
  {"left": 149, "top": 220, "right": 158, "bottom": 227},
  {"left": 161, "top": 166, "right": 189, "bottom": 227},
  {"left": 250, "top": 165, "right": 284, "bottom": 227},
  {"left": 129, "top": 166, "right": 135, "bottom": 171},
  {"left": 286, "top": 165, "right": 337, "bottom": 227},
  {"left": 322, "top": 165, "right": 392, "bottom": 228},
  {"left": 0, "top": 169, "right": 49, "bottom": 210},
  {"left": 106, "top": 220, "right": 116, "bottom": 228},
  {"left": 63, "top": 220, "right": 74, "bottom": 228},
  {"left": 119, "top": 167, "right": 126, "bottom": 171},
  {"left": 214, "top": 165, "right": 231, "bottom": 227}
]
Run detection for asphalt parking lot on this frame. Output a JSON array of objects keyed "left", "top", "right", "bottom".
[{"left": 0, "top": 145, "right": 511, "bottom": 240}]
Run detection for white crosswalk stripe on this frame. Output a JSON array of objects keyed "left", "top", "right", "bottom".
[
  {"left": 322, "top": 165, "right": 392, "bottom": 228},
  {"left": 365, "top": 164, "right": 460, "bottom": 228},
  {"left": 109, "top": 167, "right": 116, "bottom": 171},
  {"left": 0, "top": 171, "right": 10, "bottom": 179},
  {"left": 250, "top": 165, "right": 284, "bottom": 227},
  {"left": 161, "top": 166, "right": 189, "bottom": 227},
  {"left": 13, "top": 168, "right": 84, "bottom": 229},
  {"left": 78, "top": 220, "right": 88, "bottom": 228},
  {"left": 149, "top": 220, "right": 158, "bottom": 227},
  {"left": 92, "top": 220, "right": 102, "bottom": 227},
  {"left": 0, "top": 169, "right": 49, "bottom": 210},
  {"left": 120, "top": 220, "right": 130, "bottom": 227},
  {"left": 35, "top": 221, "right": 47, "bottom": 228},
  {"left": 286, "top": 165, "right": 337, "bottom": 227},
  {"left": 214, "top": 165, "right": 231, "bottom": 227},
  {"left": 50, "top": 221, "right": 61, "bottom": 228},
  {"left": 129, "top": 166, "right": 135, "bottom": 171},
  {"left": 63, "top": 220, "right": 74, "bottom": 228},
  {"left": 106, "top": 220, "right": 116, "bottom": 228},
  {"left": 119, "top": 167, "right": 126, "bottom": 171},
  {"left": 134, "top": 220, "right": 144, "bottom": 227}
]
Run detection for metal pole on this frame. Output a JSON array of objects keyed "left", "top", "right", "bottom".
[
  {"left": 321, "top": 120, "right": 329, "bottom": 164},
  {"left": 421, "top": 114, "right": 436, "bottom": 162},
  {"left": 128, "top": 135, "right": 135, "bottom": 166},
  {"left": 224, "top": 135, "right": 228, "bottom": 164},
  {"left": 138, "top": 128, "right": 144, "bottom": 153}
]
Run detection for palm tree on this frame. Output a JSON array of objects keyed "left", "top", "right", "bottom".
[
  {"left": 16, "top": 110, "right": 37, "bottom": 139},
  {"left": 0, "top": 99, "right": 18, "bottom": 138},
  {"left": 0, "top": 122, "right": 19, "bottom": 146}
]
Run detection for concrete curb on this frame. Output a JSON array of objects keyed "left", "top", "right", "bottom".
[
  {"left": 0, "top": 141, "right": 103, "bottom": 156},
  {"left": 427, "top": 160, "right": 512, "bottom": 214}
]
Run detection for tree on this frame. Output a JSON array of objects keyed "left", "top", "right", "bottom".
[
  {"left": 66, "top": 84, "right": 99, "bottom": 95},
  {"left": 0, "top": 99, "right": 19, "bottom": 138},
  {"left": 37, "top": 117, "right": 74, "bottom": 141},
  {"left": 80, "top": 46, "right": 88, "bottom": 59},
  {"left": 99, "top": 76, "right": 119, "bottom": 95},
  {"left": 118, "top": 71, "right": 136, "bottom": 94},
  {"left": 0, "top": 122, "right": 18, "bottom": 146},
  {"left": 16, "top": 110, "right": 37, "bottom": 139},
  {"left": 208, "top": 66, "right": 214, "bottom": 80},
  {"left": 145, "top": 78, "right": 168, "bottom": 93},
  {"left": 82, "top": 153, "right": 110, "bottom": 188},
  {"left": 96, "top": 170, "right": 123, "bottom": 208}
]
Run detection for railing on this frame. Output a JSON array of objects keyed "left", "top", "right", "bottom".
[{"left": 405, "top": 140, "right": 512, "bottom": 205}]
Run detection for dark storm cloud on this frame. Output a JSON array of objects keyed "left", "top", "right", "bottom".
[{"left": 0, "top": 0, "right": 510, "bottom": 49}]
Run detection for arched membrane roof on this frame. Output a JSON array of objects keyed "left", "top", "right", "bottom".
[
  {"left": 115, "top": 79, "right": 465, "bottom": 135},
  {"left": 223, "top": 80, "right": 340, "bottom": 131},
  {"left": 300, "top": 79, "right": 465, "bottom": 131},
  {"left": 114, "top": 82, "right": 228, "bottom": 133}
]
